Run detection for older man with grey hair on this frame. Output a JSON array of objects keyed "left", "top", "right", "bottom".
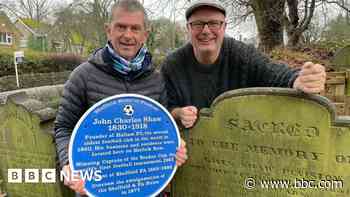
[{"left": 55, "top": 0, "right": 187, "bottom": 196}]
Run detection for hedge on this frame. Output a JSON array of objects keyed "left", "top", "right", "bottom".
[{"left": 0, "top": 48, "right": 84, "bottom": 77}]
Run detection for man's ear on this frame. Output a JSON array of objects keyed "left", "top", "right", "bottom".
[
  {"left": 186, "top": 24, "right": 192, "bottom": 41},
  {"left": 186, "top": 23, "right": 190, "bottom": 32},
  {"left": 186, "top": 23, "right": 191, "bottom": 37},
  {"left": 144, "top": 29, "right": 149, "bottom": 40}
]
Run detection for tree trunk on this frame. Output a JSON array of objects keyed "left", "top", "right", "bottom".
[
  {"left": 285, "top": 0, "right": 300, "bottom": 47},
  {"left": 252, "top": 0, "right": 285, "bottom": 52},
  {"left": 285, "top": 0, "right": 316, "bottom": 48},
  {"left": 287, "top": 29, "right": 303, "bottom": 47}
]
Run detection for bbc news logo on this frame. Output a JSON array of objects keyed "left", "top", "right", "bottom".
[{"left": 7, "top": 169, "right": 102, "bottom": 183}]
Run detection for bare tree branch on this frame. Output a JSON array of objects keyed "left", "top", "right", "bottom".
[
  {"left": 15, "top": 0, "right": 52, "bottom": 22},
  {"left": 0, "top": 2, "right": 20, "bottom": 18},
  {"left": 324, "top": 0, "right": 350, "bottom": 12},
  {"left": 301, "top": 0, "right": 316, "bottom": 31},
  {"left": 287, "top": 0, "right": 299, "bottom": 28},
  {"left": 299, "top": 0, "right": 309, "bottom": 28}
]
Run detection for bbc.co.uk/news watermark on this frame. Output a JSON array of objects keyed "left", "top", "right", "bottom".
[
  {"left": 244, "top": 177, "right": 344, "bottom": 190},
  {"left": 7, "top": 169, "right": 102, "bottom": 183}
]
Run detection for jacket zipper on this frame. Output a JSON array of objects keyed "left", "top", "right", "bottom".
[{"left": 123, "top": 79, "right": 129, "bottom": 93}]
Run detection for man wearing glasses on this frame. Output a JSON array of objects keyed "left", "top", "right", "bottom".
[{"left": 161, "top": 0, "right": 326, "bottom": 128}]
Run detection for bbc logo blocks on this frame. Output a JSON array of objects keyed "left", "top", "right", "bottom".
[{"left": 8, "top": 169, "right": 56, "bottom": 183}]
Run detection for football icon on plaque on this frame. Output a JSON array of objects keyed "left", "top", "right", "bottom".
[{"left": 69, "top": 94, "right": 180, "bottom": 197}]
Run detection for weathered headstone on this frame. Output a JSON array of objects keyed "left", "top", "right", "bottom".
[
  {"left": 331, "top": 45, "right": 350, "bottom": 69},
  {"left": 172, "top": 88, "right": 350, "bottom": 197},
  {"left": 0, "top": 92, "right": 73, "bottom": 197},
  {"left": 0, "top": 176, "right": 6, "bottom": 197},
  {"left": 329, "top": 45, "right": 350, "bottom": 98}
]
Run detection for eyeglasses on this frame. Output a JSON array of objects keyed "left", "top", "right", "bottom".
[{"left": 188, "top": 20, "right": 225, "bottom": 31}]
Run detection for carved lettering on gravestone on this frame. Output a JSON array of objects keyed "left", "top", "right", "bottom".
[
  {"left": 0, "top": 93, "right": 73, "bottom": 197},
  {"left": 172, "top": 88, "right": 350, "bottom": 197}
]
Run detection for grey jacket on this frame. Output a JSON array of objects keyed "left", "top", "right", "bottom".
[{"left": 54, "top": 47, "right": 166, "bottom": 168}]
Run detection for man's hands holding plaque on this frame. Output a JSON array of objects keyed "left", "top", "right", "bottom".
[
  {"left": 176, "top": 138, "right": 188, "bottom": 167},
  {"left": 64, "top": 139, "right": 188, "bottom": 194},
  {"left": 62, "top": 164, "right": 86, "bottom": 195}
]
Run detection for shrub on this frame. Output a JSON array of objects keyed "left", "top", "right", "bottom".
[
  {"left": 315, "top": 40, "right": 350, "bottom": 54},
  {"left": 269, "top": 47, "right": 332, "bottom": 71},
  {"left": 0, "top": 48, "right": 12, "bottom": 64},
  {"left": 43, "top": 53, "right": 84, "bottom": 71},
  {"left": 0, "top": 49, "right": 85, "bottom": 77},
  {"left": 152, "top": 53, "right": 166, "bottom": 70},
  {"left": 270, "top": 47, "right": 313, "bottom": 68}
]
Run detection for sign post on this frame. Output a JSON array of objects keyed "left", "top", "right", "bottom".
[{"left": 14, "top": 51, "right": 24, "bottom": 88}]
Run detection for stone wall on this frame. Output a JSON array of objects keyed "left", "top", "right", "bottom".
[
  {"left": 0, "top": 71, "right": 70, "bottom": 92},
  {"left": 0, "top": 85, "right": 64, "bottom": 113}
]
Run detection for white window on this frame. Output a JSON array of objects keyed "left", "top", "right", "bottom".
[
  {"left": 0, "top": 32, "right": 5, "bottom": 43},
  {"left": 6, "top": 33, "right": 12, "bottom": 44},
  {"left": 0, "top": 32, "right": 13, "bottom": 45}
]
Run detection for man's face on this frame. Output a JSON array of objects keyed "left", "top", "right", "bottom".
[
  {"left": 187, "top": 7, "right": 226, "bottom": 59},
  {"left": 106, "top": 8, "right": 148, "bottom": 61}
]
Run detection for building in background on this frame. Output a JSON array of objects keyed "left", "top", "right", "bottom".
[
  {"left": 14, "top": 18, "right": 47, "bottom": 51},
  {"left": 0, "top": 11, "right": 21, "bottom": 49}
]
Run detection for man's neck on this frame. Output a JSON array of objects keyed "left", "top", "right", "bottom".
[{"left": 194, "top": 50, "right": 220, "bottom": 65}]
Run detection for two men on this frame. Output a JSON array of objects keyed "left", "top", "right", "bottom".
[
  {"left": 55, "top": 0, "right": 326, "bottom": 195},
  {"left": 54, "top": 0, "right": 187, "bottom": 195},
  {"left": 162, "top": 0, "right": 326, "bottom": 128}
]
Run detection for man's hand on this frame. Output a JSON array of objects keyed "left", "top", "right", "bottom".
[
  {"left": 175, "top": 138, "right": 188, "bottom": 167},
  {"left": 62, "top": 165, "right": 86, "bottom": 195},
  {"left": 293, "top": 62, "right": 326, "bottom": 93},
  {"left": 171, "top": 106, "right": 198, "bottom": 128}
]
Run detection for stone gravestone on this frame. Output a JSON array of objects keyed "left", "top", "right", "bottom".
[
  {"left": 320, "top": 45, "right": 350, "bottom": 116},
  {"left": 0, "top": 174, "right": 6, "bottom": 197},
  {"left": 331, "top": 45, "right": 350, "bottom": 69},
  {"left": 172, "top": 87, "right": 350, "bottom": 197},
  {"left": 0, "top": 92, "right": 74, "bottom": 197}
]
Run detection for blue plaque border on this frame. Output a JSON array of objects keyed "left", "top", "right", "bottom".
[{"left": 68, "top": 93, "right": 180, "bottom": 197}]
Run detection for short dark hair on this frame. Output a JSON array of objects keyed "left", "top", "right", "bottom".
[{"left": 110, "top": 0, "right": 149, "bottom": 29}]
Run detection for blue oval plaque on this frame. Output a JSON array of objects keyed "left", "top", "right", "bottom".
[{"left": 69, "top": 94, "right": 180, "bottom": 197}]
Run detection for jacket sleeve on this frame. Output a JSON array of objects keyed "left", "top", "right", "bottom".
[
  {"left": 54, "top": 66, "right": 88, "bottom": 169},
  {"left": 242, "top": 44, "right": 300, "bottom": 88}
]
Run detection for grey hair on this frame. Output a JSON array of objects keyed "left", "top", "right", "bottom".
[{"left": 110, "top": 0, "right": 149, "bottom": 29}]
